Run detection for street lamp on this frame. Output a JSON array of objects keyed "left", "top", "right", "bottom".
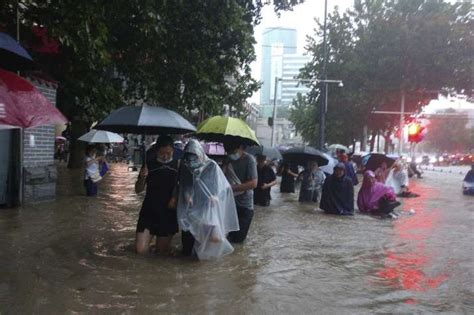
[{"left": 270, "top": 77, "right": 343, "bottom": 147}]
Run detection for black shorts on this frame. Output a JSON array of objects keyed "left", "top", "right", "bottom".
[{"left": 136, "top": 208, "right": 178, "bottom": 237}]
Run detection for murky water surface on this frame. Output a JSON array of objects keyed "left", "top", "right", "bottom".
[{"left": 1, "top": 164, "right": 473, "bottom": 313}]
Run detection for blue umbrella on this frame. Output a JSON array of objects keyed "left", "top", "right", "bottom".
[{"left": 0, "top": 32, "right": 35, "bottom": 71}]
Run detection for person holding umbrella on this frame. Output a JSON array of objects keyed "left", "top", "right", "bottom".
[
  {"left": 254, "top": 154, "right": 277, "bottom": 207},
  {"left": 320, "top": 163, "right": 355, "bottom": 215},
  {"left": 84, "top": 145, "right": 106, "bottom": 197},
  {"left": 278, "top": 160, "right": 299, "bottom": 193},
  {"left": 134, "top": 136, "right": 180, "bottom": 255},
  {"left": 94, "top": 104, "right": 197, "bottom": 254},
  {"left": 297, "top": 161, "right": 326, "bottom": 203},
  {"left": 223, "top": 141, "right": 258, "bottom": 243},
  {"left": 195, "top": 116, "right": 258, "bottom": 243}
]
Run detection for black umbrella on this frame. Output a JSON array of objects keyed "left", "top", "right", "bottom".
[
  {"left": 246, "top": 145, "right": 282, "bottom": 161},
  {"left": 95, "top": 105, "right": 196, "bottom": 135},
  {"left": 362, "top": 153, "right": 397, "bottom": 171},
  {"left": 282, "top": 146, "right": 329, "bottom": 166},
  {"left": 0, "top": 32, "right": 35, "bottom": 71}
]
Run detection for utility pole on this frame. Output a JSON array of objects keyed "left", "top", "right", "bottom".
[
  {"left": 318, "top": 0, "right": 328, "bottom": 150},
  {"left": 17, "top": 3, "right": 24, "bottom": 205},
  {"left": 398, "top": 90, "right": 405, "bottom": 155},
  {"left": 271, "top": 76, "right": 279, "bottom": 147}
]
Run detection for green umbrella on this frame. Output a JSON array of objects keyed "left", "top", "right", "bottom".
[{"left": 196, "top": 116, "right": 259, "bottom": 146}]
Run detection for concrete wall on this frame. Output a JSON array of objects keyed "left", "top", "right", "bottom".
[{"left": 22, "top": 79, "right": 58, "bottom": 203}]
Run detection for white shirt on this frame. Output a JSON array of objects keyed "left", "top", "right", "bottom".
[
  {"left": 386, "top": 169, "right": 409, "bottom": 194},
  {"left": 85, "top": 156, "right": 99, "bottom": 180}
]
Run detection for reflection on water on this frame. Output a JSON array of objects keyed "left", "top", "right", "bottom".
[
  {"left": 0, "top": 164, "right": 473, "bottom": 313},
  {"left": 377, "top": 183, "right": 448, "bottom": 294}
]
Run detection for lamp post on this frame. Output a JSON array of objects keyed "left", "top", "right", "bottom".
[
  {"left": 398, "top": 90, "right": 405, "bottom": 155},
  {"left": 270, "top": 76, "right": 279, "bottom": 147},
  {"left": 320, "top": 0, "right": 328, "bottom": 150}
]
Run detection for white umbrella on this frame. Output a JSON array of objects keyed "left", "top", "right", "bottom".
[
  {"left": 319, "top": 152, "right": 338, "bottom": 175},
  {"left": 328, "top": 144, "right": 350, "bottom": 153},
  {"left": 78, "top": 129, "right": 124, "bottom": 143}
]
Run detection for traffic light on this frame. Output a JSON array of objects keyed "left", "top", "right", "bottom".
[
  {"left": 408, "top": 123, "right": 424, "bottom": 143},
  {"left": 268, "top": 117, "right": 273, "bottom": 127}
]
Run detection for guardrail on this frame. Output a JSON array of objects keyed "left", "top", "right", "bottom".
[{"left": 419, "top": 166, "right": 465, "bottom": 175}]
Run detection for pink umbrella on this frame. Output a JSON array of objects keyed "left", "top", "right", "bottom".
[
  {"left": 202, "top": 142, "right": 226, "bottom": 156},
  {"left": 0, "top": 69, "right": 67, "bottom": 128},
  {"left": 55, "top": 136, "right": 67, "bottom": 142}
]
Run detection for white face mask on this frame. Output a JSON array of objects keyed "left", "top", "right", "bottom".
[
  {"left": 228, "top": 152, "right": 241, "bottom": 161},
  {"left": 185, "top": 155, "right": 202, "bottom": 169},
  {"left": 157, "top": 157, "right": 173, "bottom": 164}
]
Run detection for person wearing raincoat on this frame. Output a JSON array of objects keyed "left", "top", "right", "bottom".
[
  {"left": 178, "top": 139, "right": 240, "bottom": 260},
  {"left": 463, "top": 165, "right": 474, "bottom": 195},
  {"left": 320, "top": 163, "right": 354, "bottom": 215},
  {"left": 297, "top": 161, "right": 326, "bottom": 203},
  {"left": 386, "top": 161, "right": 419, "bottom": 198},
  {"left": 357, "top": 170, "right": 401, "bottom": 216}
]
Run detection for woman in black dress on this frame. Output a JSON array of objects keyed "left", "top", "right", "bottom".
[
  {"left": 135, "top": 136, "right": 179, "bottom": 254},
  {"left": 278, "top": 160, "right": 298, "bottom": 193}
]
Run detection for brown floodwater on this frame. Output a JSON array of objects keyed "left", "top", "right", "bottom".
[{"left": 1, "top": 163, "right": 473, "bottom": 313}]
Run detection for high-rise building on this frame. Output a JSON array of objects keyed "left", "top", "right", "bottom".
[
  {"left": 260, "top": 27, "right": 297, "bottom": 106},
  {"left": 281, "top": 54, "right": 311, "bottom": 106},
  {"left": 257, "top": 27, "right": 309, "bottom": 146},
  {"left": 259, "top": 27, "right": 311, "bottom": 118}
]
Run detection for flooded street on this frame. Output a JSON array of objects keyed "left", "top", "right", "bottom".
[{"left": 1, "top": 164, "right": 473, "bottom": 313}]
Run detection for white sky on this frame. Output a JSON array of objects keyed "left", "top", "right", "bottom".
[
  {"left": 249, "top": 0, "right": 353, "bottom": 103},
  {"left": 424, "top": 96, "right": 474, "bottom": 113}
]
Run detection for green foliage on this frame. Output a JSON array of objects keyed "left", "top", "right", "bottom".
[
  {"left": 290, "top": 0, "right": 473, "bottom": 147},
  {"left": 1, "top": 1, "right": 263, "bottom": 122},
  {"left": 1, "top": 0, "right": 302, "bottom": 167},
  {"left": 289, "top": 93, "right": 317, "bottom": 146}
]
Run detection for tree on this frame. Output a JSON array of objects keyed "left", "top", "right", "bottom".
[
  {"left": 424, "top": 108, "right": 472, "bottom": 152},
  {"left": 295, "top": 7, "right": 364, "bottom": 146},
  {"left": 1, "top": 0, "right": 301, "bottom": 167},
  {"left": 289, "top": 93, "right": 318, "bottom": 146},
  {"left": 290, "top": 0, "right": 473, "bottom": 150}
]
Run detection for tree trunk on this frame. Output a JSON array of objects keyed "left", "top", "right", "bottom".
[
  {"left": 361, "top": 125, "right": 368, "bottom": 152},
  {"left": 376, "top": 130, "right": 380, "bottom": 152},
  {"left": 383, "top": 131, "right": 392, "bottom": 154},
  {"left": 369, "top": 129, "right": 377, "bottom": 152},
  {"left": 67, "top": 120, "right": 90, "bottom": 169}
]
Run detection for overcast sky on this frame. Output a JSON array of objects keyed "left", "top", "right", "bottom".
[
  {"left": 249, "top": 0, "right": 473, "bottom": 112},
  {"left": 249, "top": 0, "right": 353, "bottom": 103}
]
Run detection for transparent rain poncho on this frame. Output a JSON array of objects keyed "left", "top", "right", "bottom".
[{"left": 178, "top": 140, "right": 239, "bottom": 260}]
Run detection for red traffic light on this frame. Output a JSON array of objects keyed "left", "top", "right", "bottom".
[{"left": 408, "top": 123, "right": 424, "bottom": 143}]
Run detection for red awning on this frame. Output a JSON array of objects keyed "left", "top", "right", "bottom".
[{"left": 0, "top": 69, "right": 67, "bottom": 128}]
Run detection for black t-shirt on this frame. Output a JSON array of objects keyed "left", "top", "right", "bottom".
[{"left": 255, "top": 165, "right": 276, "bottom": 200}]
